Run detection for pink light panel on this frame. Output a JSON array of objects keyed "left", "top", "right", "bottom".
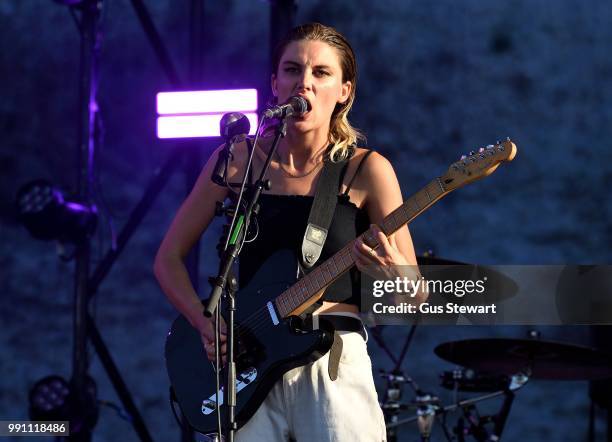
[
  {"left": 156, "top": 89, "right": 258, "bottom": 139},
  {"left": 157, "top": 113, "right": 258, "bottom": 139}
]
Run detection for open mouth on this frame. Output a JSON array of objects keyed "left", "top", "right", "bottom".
[{"left": 297, "top": 96, "right": 312, "bottom": 116}]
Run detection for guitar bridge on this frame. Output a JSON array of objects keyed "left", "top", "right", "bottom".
[{"left": 201, "top": 367, "right": 258, "bottom": 415}]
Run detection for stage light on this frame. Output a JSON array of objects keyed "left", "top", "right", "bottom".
[
  {"left": 16, "top": 179, "right": 98, "bottom": 244},
  {"left": 29, "top": 376, "right": 71, "bottom": 422},
  {"left": 156, "top": 89, "right": 258, "bottom": 139},
  {"left": 157, "top": 113, "right": 258, "bottom": 139},
  {"left": 29, "top": 375, "right": 99, "bottom": 435}
]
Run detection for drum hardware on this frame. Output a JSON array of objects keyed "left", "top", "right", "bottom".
[
  {"left": 414, "top": 391, "right": 443, "bottom": 442},
  {"left": 379, "top": 370, "right": 408, "bottom": 441},
  {"left": 378, "top": 368, "right": 447, "bottom": 442},
  {"left": 431, "top": 331, "right": 612, "bottom": 440},
  {"left": 372, "top": 322, "right": 457, "bottom": 441},
  {"left": 372, "top": 323, "right": 428, "bottom": 442},
  {"left": 440, "top": 368, "right": 511, "bottom": 394},
  {"left": 387, "top": 374, "right": 528, "bottom": 442}
]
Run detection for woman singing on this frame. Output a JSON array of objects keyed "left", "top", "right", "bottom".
[{"left": 155, "top": 22, "right": 421, "bottom": 441}]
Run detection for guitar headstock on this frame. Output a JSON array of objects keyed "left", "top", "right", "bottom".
[{"left": 440, "top": 138, "right": 517, "bottom": 191}]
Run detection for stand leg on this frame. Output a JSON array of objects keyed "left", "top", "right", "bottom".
[
  {"left": 87, "top": 315, "right": 154, "bottom": 442},
  {"left": 71, "top": 1, "right": 102, "bottom": 439},
  {"left": 492, "top": 390, "right": 514, "bottom": 439}
]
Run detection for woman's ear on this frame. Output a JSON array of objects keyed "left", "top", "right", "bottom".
[
  {"left": 271, "top": 73, "right": 278, "bottom": 98},
  {"left": 339, "top": 80, "right": 352, "bottom": 104}
]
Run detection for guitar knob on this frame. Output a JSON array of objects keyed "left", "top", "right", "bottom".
[
  {"left": 478, "top": 147, "right": 485, "bottom": 153},
  {"left": 460, "top": 155, "right": 467, "bottom": 160},
  {"left": 486, "top": 144, "right": 494, "bottom": 149},
  {"left": 469, "top": 151, "right": 475, "bottom": 156}
]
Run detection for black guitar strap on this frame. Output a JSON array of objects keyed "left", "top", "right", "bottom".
[
  {"left": 300, "top": 149, "right": 348, "bottom": 270},
  {"left": 298, "top": 147, "right": 355, "bottom": 382}
]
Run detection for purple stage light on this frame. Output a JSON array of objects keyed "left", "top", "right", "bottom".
[
  {"left": 156, "top": 89, "right": 258, "bottom": 139},
  {"left": 157, "top": 113, "right": 258, "bottom": 139},
  {"left": 157, "top": 89, "right": 257, "bottom": 115}
]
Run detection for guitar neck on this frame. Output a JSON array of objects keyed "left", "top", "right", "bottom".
[{"left": 274, "top": 177, "right": 449, "bottom": 318}]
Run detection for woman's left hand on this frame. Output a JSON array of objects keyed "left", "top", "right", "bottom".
[{"left": 352, "top": 224, "right": 410, "bottom": 276}]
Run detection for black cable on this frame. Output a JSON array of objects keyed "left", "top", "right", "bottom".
[
  {"left": 169, "top": 389, "right": 182, "bottom": 428},
  {"left": 215, "top": 304, "right": 222, "bottom": 438},
  {"left": 99, "top": 399, "right": 132, "bottom": 422}
]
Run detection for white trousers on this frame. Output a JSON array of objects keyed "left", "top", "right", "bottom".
[{"left": 234, "top": 331, "right": 387, "bottom": 442}]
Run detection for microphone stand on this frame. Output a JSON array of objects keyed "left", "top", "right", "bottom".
[{"left": 205, "top": 115, "right": 288, "bottom": 442}]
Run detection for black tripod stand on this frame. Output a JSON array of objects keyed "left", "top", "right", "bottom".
[
  {"left": 204, "top": 113, "right": 290, "bottom": 442},
  {"left": 51, "top": 1, "right": 154, "bottom": 440}
]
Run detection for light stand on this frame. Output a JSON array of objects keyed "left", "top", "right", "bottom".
[
  {"left": 39, "top": 0, "right": 188, "bottom": 440},
  {"left": 71, "top": 1, "right": 103, "bottom": 439}
]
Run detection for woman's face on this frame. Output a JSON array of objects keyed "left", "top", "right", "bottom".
[{"left": 272, "top": 39, "right": 351, "bottom": 135}]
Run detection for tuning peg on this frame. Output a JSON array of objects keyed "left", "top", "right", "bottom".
[
  {"left": 506, "top": 136, "right": 511, "bottom": 141},
  {"left": 486, "top": 144, "right": 494, "bottom": 149}
]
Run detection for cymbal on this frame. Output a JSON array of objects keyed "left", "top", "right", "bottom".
[
  {"left": 435, "top": 338, "right": 612, "bottom": 380},
  {"left": 416, "top": 256, "right": 518, "bottom": 303}
]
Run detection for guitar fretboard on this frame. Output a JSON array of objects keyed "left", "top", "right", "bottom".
[{"left": 274, "top": 177, "right": 447, "bottom": 318}]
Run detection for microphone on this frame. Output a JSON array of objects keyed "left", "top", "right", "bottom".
[
  {"left": 211, "top": 112, "right": 251, "bottom": 186},
  {"left": 220, "top": 112, "right": 251, "bottom": 139},
  {"left": 263, "top": 96, "right": 310, "bottom": 119}
]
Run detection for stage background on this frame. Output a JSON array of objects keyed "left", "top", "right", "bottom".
[{"left": 1, "top": 1, "right": 611, "bottom": 441}]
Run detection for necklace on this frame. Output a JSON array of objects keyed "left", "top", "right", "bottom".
[{"left": 274, "top": 150, "right": 324, "bottom": 179}]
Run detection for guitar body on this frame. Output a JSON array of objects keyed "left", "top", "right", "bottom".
[{"left": 165, "top": 250, "right": 334, "bottom": 434}]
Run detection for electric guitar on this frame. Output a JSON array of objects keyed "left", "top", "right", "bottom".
[{"left": 165, "top": 139, "right": 518, "bottom": 433}]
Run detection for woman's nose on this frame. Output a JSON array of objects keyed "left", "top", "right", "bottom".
[{"left": 296, "top": 69, "right": 313, "bottom": 91}]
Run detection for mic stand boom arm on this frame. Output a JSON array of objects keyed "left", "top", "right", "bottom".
[{"left": 204, "top": 116, "right": 288, "bottom": 442}]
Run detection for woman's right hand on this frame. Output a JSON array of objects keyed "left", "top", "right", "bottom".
[{"left": 197, "top": 315, "right": 227, "bottom": 363}]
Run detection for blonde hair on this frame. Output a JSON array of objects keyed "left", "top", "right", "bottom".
[{"left": 272, "top": 23, "right": 365, "bottom": 162}]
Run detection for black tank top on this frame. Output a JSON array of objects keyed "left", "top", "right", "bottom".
[{"left": 237, "top": 151, "right": 374, "bottom": 307}]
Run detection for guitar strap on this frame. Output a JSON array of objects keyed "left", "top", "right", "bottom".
[
  {"left": 299, "top": 146, "right": 353, "bottom": 382},
  {"left": 299, "top": 148, "right": 349, "bottom": 270}
]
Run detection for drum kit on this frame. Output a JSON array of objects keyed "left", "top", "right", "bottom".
[{"left": 371, "top": 255, "right": 612, "bottom": 442}]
